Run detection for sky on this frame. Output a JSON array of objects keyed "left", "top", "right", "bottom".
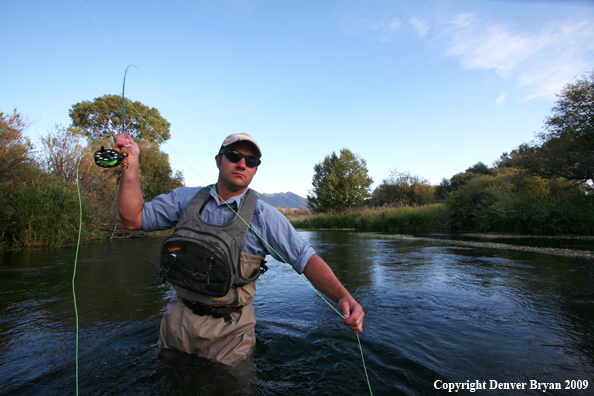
[{"left": 2, "top": 0, "right": 594, "bottom": 198}]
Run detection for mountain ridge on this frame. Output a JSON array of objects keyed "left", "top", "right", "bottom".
[
  {"left": 257, "top": 191, "right": 308, "bottom": 209},
  {"left": 192, "top": 187, "right": 308, "bottom": 208}
]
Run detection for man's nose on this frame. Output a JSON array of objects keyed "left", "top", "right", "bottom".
[{"left": 236, "top": 158, "right": 247, "bottom": 169}]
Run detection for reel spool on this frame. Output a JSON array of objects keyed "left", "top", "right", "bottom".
[{"left": 94, "top": 146, "right": 124, "bottom": 168}]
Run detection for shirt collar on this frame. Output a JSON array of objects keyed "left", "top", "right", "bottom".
[{"left": 209, "top": 184, "right": 249, "bottom": 207}]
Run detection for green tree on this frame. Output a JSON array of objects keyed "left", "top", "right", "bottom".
[
  {"left": 138, "top": 140, "right": 184, "bottom": 200},
  {"left": 68, "top": 94, "right": 184, "bottom": 200},
  {"left": 372, "top": 169, "right": 435, "bottom": 206},
  {"left": 69, "top": 94, "right": 171, "bottom": 144},
  {"left": 307, "top": 148, "right": 373, "bottom": 213},
  {"left": 0, "top": 109, "right": 37, "bottom": 191},
  {"left": 522, "top": 70, "right": 594, "bottom": 185},
  {"left": 435, "top": 162, "right": 492, "bottom": 201}
]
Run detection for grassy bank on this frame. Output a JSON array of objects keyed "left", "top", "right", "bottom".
[
  {"left": 290, "top": 192, "right": 594, "bottom": 236},
  {"left": 289, "top": 204, "right": 451, "bottom": 233}
]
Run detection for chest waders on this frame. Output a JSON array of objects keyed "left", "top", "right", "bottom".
[{"left": 158, "top": 187, "right": 268, "bottom": 365}]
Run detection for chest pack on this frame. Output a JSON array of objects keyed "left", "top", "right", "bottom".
[{"left": 160, "top": 187, "right": 263, "bottom": 297}]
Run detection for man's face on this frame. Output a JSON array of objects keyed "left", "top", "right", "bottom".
[{"left": 215, "top": 141, "right": 259, "bottom": 194}]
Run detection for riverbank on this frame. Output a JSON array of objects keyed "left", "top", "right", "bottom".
[
  {"left": 289, "top": 204, "right": 451, "bottom": 233},
  {"left": 288, "top": 202, "right": 594, "bottom": 237}
]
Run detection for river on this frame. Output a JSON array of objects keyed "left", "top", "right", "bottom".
[{"left": 1, "top": 231, "right": 593, "bottom": 395}]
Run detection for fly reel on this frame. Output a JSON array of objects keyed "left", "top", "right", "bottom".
[{"left": 94, "top": 146, "right": 124, "bottom": 168}]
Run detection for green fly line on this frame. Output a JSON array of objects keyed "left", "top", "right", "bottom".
[{"left": 73, "top": 153, "right": 89, "bottom": 396}]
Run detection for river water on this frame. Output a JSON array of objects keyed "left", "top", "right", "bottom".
[{"left": 1, "top": 231, "right": 593, "bottom": 395}]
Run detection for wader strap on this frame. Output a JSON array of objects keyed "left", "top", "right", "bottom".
[{"left": 180, "top": 298, "right": 240, "bottom": 323}]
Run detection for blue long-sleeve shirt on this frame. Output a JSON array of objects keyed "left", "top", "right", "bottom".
[{"left": 142, "top": 185, "right": 315, "bottom": 274}]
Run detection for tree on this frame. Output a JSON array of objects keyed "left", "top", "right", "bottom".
[
  {"left": 372, "top": 169, "right": 434, "bottom": 206},
  {"left": 69, "top": 94, "right": 171, "bottom": 144},
  {"left": 434, "top": 162, "right": 492, "bottom": 201},
  {"left": 522, "top": 70, "right": 594, "bottom": 185},
  {"left": 0, "top": 109, "right": 37, "bottom": 191},
  {"left": 68, "top": 94, "right": 184, "bottom": 200},
  {"left": 39, "top": 124, "right": 86, "bottom": 183},
  {"left": 137, "top": 140, "right": 184, "bottom": 200},
  {"left": 307, "top": 148, "right": 373, "bottom": 213}
]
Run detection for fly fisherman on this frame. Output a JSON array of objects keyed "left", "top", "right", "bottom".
[{"left": 113, "top": 132, "right": 365, "bottom": 366}]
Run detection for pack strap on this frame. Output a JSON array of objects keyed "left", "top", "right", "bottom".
[{"left": 180, "top": 298, "right": 241, "bottom": 323}]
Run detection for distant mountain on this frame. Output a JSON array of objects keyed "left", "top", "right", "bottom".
[
  {"left": 193, "top": 187, "right": 308, "bottom": 209},
  {"left": 256, "top": 191, "right": 308, "bottom": 209}
]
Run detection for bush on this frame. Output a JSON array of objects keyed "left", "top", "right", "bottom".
[
  {"left": 443, "top": 175, "right": 500, "bottom": 230},
  {"left": 477, "top": 190, "right": 594, "bottom": 235},
  {"left": 1, "top": 179, "right": 92, "bottom": 248}
]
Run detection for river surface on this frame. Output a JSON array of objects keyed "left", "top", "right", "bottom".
[{"left": 1, "top": 231, "right": 593, "bottom": 395}]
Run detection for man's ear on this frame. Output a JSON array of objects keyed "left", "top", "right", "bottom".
[{"left": 215, "top": 155, "right": 221, "bottom": 168}]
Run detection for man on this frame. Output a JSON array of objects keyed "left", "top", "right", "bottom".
[{"left": 114, "top": 132, "right": 364, "bottom": 366}]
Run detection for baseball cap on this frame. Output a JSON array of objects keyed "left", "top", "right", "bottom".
[{"left": 220, "top": 133, "right": 262, "bottom": 158}]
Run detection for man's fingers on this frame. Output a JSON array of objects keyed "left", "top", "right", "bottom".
[{"left": 339, "top": 298, "right": 364, "bottom": 333}]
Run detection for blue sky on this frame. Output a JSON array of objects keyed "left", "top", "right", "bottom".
[{"left": 2, "top": 0, "right": 594, "bottom": 198}]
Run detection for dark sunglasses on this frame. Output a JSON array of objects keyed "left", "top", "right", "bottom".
[{"left": 219, "top": 149, "right": 261, "bottom": 168}]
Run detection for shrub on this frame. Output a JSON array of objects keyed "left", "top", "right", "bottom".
[{"left": 1, "top": 179, "right": 92, "bottom": 248}]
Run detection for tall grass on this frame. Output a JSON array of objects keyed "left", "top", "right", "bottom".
[
  {"left": 1, "top": 180, "right": 94, "bottom": 248},
  {"left": 290, "top": 204, "right": 451, "bottom": 233}
]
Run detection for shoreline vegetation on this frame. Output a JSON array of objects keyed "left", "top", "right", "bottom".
[{"left": 286, "top": 203, "right": 594, "bottom": 259}]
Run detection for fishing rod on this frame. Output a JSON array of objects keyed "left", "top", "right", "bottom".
[{"left": 93, "top": 65, "right": 135, "bottom": 169}]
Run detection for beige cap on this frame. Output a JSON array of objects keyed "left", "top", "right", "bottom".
[{"left": 220, "top": 133, "right": 262, "bottom": 158}]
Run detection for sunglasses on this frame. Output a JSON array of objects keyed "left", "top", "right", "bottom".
[{"left": 219, "top": 149, "right": 261, "bottom": 168}]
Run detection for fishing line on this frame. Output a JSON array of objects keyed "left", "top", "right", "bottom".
[
  {"left": 79, "top": 2, "right": 373, "bottom": 394},
  {"left": 79, "top": 0, "right": 126, "bottom": 66},
  {"left": 73, "top": 153, "right": 89, "bottom": 396}
]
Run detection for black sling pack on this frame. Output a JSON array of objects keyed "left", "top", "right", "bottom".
[{"left": 160, "top": 187, "right": 261, "bottom": 297}]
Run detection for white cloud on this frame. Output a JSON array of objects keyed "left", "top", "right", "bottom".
[
  {"left": 410, "top": 17, "right": 430, "bottom": 36},
  {"left": 495, "top": 91, "right": 508, "bottom": 106},
  {"left": 370, "top": 16, "right": 403, "bottom": 42},
  {"left": 347, "top": 7, "right": 594, "bottom": 100},
  {"left": 443, "top": 14, "right": 594, "bottom": 99}
]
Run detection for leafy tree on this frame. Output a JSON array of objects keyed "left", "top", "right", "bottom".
[
  {"left": 434, "top": 162, "right": 492, "bottom": 201},
  {"left": 69, "top": 94, "right": 184, "bottom": 199},
  {"left": 372, "top": 169, "right": 434, "bottom": 206},
  {"left": 522, "top": 70, "right": 594, "bottom": 185},
  {"left": 493, "top": 150, "right": 523, "bottom": 169},
  {"left": 0, "top": 109, "right": 37, "bottom": 190},
  {"left": 39, "top": 124, "right": 87, "bottom": 183},
  {"left": 69, "top": 94, "right": 171, "bottom": 144},
  {"left": 465, "top": 162, "right": 491, "bottom": 176},
  {"left": 138, "top": 140, "right": 184, "bottom": 200},
  {"left": 307, "top": 148, "right": 373, "bottom": 213}
]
